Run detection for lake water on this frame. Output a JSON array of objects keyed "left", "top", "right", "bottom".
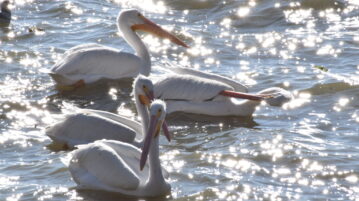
[{"left": 1, "top": 0, "right": 359, "bottom": 200}]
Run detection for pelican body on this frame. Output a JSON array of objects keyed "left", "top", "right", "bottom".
[
  {"left": 46, "top": 76, "right": 170, "bottom": 148},
  {"left": 50, "top": 9, "right": 187, "bottom": 89},
  {"left": 153, "top": 68, "right": 292, "bottom": 116},
  {"left": 69, "top": 100, "right": 170, "bottom": 197}
]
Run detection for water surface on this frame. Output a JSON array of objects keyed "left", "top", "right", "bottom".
[{"left": 1, "top": 0, "right": 359, "bottom": 200}]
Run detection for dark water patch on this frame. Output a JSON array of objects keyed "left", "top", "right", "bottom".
[
  {"left": 301, "top": 82, "right": 359, "bottom": 95},
  {"left": 77, "top": 188, "right": 170, "bottom": 201},
  {"left": 301, "top": 0, "right": 345, "bottom": 10},
  {"left": 164, "top": 0, "right": 220, "bottom": 10}
]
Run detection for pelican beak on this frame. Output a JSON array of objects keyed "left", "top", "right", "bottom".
[
  {"left": 143, "top": 89, "right": 171, "bottom": 142},
  {"left": 162, "top": 121, "right": 171, "bottom": 142},
  {"left": 131, "top": 15, "right": 189, "bottom": 48},
  {"left": 139, "top": 95, "right": 151, "bottom": 106},
  {"left": 219, "top": 90, "right": 273, "bottom": 101},
  {"left": 147, "top": 90, "right": 155, "bottom": 101},
  {"left": 140, "top": 114, "right": 161, "bottom": 170}
]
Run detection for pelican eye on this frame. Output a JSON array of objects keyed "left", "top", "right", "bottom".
[
  {"left": 156, "top": 109, "right": 162, "bottom": 117},
  {"left": 137, "top": 13, "right": 141, "bottom": 17}
]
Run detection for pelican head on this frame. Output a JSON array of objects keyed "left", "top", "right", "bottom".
[
  {"left": 259, "top": 87, "right": 292, "bottom": 106},
  {"left": 140, "top": 100, "right": 167, "bottom": 170},
  {"left": 118, "top": 9, "right": 188, "bottom": 48},
  {"left": 134, "top": 76, "right": 171, "bottom": 142},
  {"left": 134, "top": 75, "right": 154, "bottom": 106}
]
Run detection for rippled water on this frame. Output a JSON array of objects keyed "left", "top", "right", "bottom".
[{"left": 1, "top": 0, "right": 359, "bottom": 200}]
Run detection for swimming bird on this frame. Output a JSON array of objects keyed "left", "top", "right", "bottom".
[
  {"left": 0, "top": 1, "right": 11, "bottom": 25},
  {"left": 153, "top": 69, "right": 292, "bottom": 116},
  {"left": 49, "top": 9, "right": 188, "bottom": 90},
  {"left": 69, "top": 100, "right": 171, "bottom": 197},
  {"left": 46, "top": 75, "right": 170, "bottom": 149}
]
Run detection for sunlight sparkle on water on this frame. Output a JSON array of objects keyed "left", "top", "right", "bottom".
[
  {"left": 283, "top": 92, "right": 311, "bottom": 110},
  {"left": 19, "top": 56, "right": 41, "bottom": 68},
  {"left": 317, "top": 44, "right": 341, "bottom": 56},
  {"left": 116, "top": 103, "right": 135, "bottom": 118},
  {"left": 352, "top": 112, "right": 359, "bottom": 123},
  {"left": 113, "top": 0, "right": 167, "bottom": 14},
  {"left": 258, "top": 136, "right": 285, "bottom": 162},
  {"left": 220, "top": 18, "right": 231, "bottom": 28},
  {"left": 345, "top": 175, "right": 358, "bottom": 183},
  {"left": 6, "top": 194, "right": 23, "bottom": 201},
  {"left": 65, "top": 2, "right": 83, "bottom": 15},
  {"left": 86, "top": 18, "right": 102, "bottom": 23},
  {"left": 235, "top": 42, "right": 246, "bottom": 50},
  {"left": 287, "top": 42, "right": 297, "bottom": 51},
  {"left": 35, "top": 187, "right": 72, "bottom": 201},
  {"left": 5, "top": 57, "right": 13, "bottom": 63},
  {"left": 161, "top": 150, "right": 183, "bottom": 172},
  {"left": 7, "top": 32, "right": 15, "bottom": 38},
  {"left": 144, "top": 35, "right": 167, "bottom": 53},
  {"left": 303, "top": 35, "right": 321, "bottom": 47},
  {"left": 320, "top": 9, "right": 342, "bottom": 23},
  {"left": 349, "top": 0, "right": 359, "bottom": 6},
  {"left": 274, "top": 167, "right": 291, "bottom": 176},
  {"left": 262, "top": 37, "right": 276, "bottom": 48},
  {"left": 13, "top": 0, "right": 34, "bottom": 6},
  {"left": 0, "top": 77, "right": 30, "bottom": 101},
  {"left": 246, "top": 46, "right": 257, "bottom": 55},
  {"left": 279, "top": 50, "right": 291, "bottom": 59},
  {"left": 221, "top": 159, "right": 251, "bottom": 171},
  {"left": 204, "top": 57, "right": 215, "bottom": 65},
  {"left": 237, "top": 7, "right": 250, "bottom": 17},
  {"left": 338, "top": 97, "right": 349, "bottom": 107},
  {"left": 333, "top": 97, "right": 350, "bottom": 112},
  {"left": 296, "top": 66, "right": 306, "bottom": 73},
  {"left": 234, "top": 72, "right": 257, "bottom": 85},
  {"left": 284, "top": 9, "right": 313, "bottom": 24},
  {"left": 187, "top": 37, "right": 213, "bottom": 57},
  {"left": 108, "top": 88, "right": 118, "bottom": 100},
  {"left": 0, "top": 176, "right": 19, "bottom": 188}
]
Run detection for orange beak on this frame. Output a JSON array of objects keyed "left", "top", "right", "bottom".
[{"left": 131, "top": 15, "right": 189, "bottom": 48}]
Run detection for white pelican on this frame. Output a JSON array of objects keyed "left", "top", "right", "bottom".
[
  {"left": 153, "top": 68, "right": 292, "bottom": 116},
  {"left": 0, "top": 1, "right": 10, "bottom": 25},
  {"left": 69, "top": 100, "right": 170, "bottom": 197},
  {"left": 46, "top": 75, "right": 170, "bottom": 148},
  {"left": 49, "top": 9, "right": 188, "bottom": 90}
]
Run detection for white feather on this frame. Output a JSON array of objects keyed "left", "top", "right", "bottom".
[
  {"left": 46, "top": 111, "right": 137, "bottom": 148},
  {"left": 168, "top": 67, "right": 248, "bottom": 92},
  {"left": 50, "top": 45, "right": 142, "bottom": 85},
  {"left": 80, "top": 109, "right": 142, "bottom": 135},
  {"left": 69, "top": 140, "right": 140, "bottom": 191},
  {"left": 165, "top": 99, "right": 259, "bottom": 116},
  {"left": 154, "top": 74, "right": 232, "bottom": 102}
]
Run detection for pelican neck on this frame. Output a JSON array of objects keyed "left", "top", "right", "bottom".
[
  {"left": 119, "top": 22, "right": 151, "bottom": 76},
  {"left": 134, "top": 94, "right": 149, "bottom": 144},
  {"left": 146, "top": 135, "right": 165, "bottom": 187}
]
